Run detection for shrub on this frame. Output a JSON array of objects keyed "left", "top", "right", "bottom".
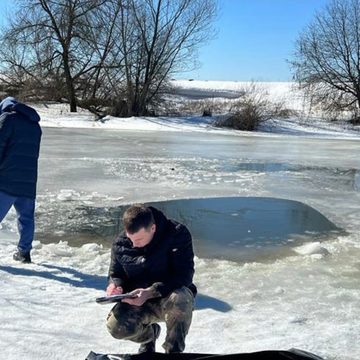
[
  {"left": 153, "top": 82, "right": 295, "bottom": 126},
  {"left": 214, "top": 103, "right": 261, "bottom": 131},
  {"left": 214, "top": 83, "right": 290, "bottom": 131}
]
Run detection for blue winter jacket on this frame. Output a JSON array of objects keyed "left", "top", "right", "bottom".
[{"left": 0, "top": 97, "right": 42, "bottom": 199}]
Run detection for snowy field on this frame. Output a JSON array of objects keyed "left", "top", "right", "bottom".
[{"left": 1, "top": 81, "right": 360, "bottom": 360}]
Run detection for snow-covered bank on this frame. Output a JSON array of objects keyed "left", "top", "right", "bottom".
[
  {"left": 32, "top": 80, "right": 360, "bottom": 139},
  {"left": 33, "top": 101, "right": 360, "bottom": 140}
]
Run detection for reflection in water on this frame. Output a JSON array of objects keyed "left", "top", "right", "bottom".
[{"left": 37, "top": 197, "right": 341, "bottom": 263}]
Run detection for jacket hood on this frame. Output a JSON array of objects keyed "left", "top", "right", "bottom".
[
  {"left": 0, "top": 97, "right": 40, "bottom": 122},
  {"left": 0, "top": 97, "right": 17, "bottom": 113}
]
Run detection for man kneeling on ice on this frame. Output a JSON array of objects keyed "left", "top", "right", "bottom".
[{"left": 106, "top": 204, "right": 196, "bottom": 353}]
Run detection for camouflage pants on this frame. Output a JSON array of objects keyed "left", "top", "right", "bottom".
[{"left": 106, "top": 286, "right": 194, "bottom": 353}]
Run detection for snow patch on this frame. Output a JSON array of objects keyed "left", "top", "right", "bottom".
[{"left": 293, "top": 242, "right": 330, "bottom": 257}]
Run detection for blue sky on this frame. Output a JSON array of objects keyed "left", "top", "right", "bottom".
[
  {"left": 0, "top": 0, "right": 330, "bottom": 81},
  {"left": 0, "top": 0, "right": 15, "bottom": 27},
  {"left": 185, "top": 0, "right": 330, "bottom": 81}
]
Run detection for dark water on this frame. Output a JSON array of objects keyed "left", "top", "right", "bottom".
[{"left": 36, "top": 197, "right": 341, "bottom": 262}]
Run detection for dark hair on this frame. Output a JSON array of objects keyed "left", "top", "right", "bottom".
[{"left": 123, "top": 204, "right": 155, "bottom": 234}]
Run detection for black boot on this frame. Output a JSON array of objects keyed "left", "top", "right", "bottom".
[
  {"left": 138, "top": 323, "right": 161, "bottom": 353},
  {"left": 13, "top": 250, "right": 31, "bottom": 263}
]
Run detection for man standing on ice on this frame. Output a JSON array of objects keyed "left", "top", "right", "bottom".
[
  {"left": 0, "top": 97, "right": 42, "bottom": 263},
  {"left": 106, "top": 204, "right": 196, "bottom": 353}
]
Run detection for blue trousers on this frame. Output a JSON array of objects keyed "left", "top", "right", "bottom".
[{"left": 0, "top": 191, "right": 35, "bottom": 253}]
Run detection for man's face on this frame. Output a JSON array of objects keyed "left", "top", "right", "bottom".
[{"left": 126, "top": 224, "right": 156, "bottom": 248}]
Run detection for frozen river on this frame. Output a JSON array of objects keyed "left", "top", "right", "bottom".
[
  {"left": 37, "top": 127, "right": 360, "bottom": 241},
  {"left": 1, "top": 126, "right": 360, "bottom": 359}
]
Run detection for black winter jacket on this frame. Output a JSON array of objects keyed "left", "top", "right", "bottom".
[
  {"left": 0, "top": 97, "right": 42, "bottom": 199},
  {"left": 108, "top": 207, "right": 196, "bottom": 298}
]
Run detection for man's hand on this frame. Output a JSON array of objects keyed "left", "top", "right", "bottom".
[
  {"left": 121, "top": 287, "right": 155, "bottom": 306},
  {"left": 106, "top": 283, "right": 123, "bottom": 296}
]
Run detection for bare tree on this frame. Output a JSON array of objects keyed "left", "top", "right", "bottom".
[
  {"left": 0, "top": 0, "right": 217, "bottom": 117},
  {"left": 117, "top": 0, "right": 217, "bottom": 116},
  {"left": 75, "top": 0, "right": 127, "bottom": 116},
  {"left": 0, "top": 0, "right": 108, "bottom": 112},
  {"left": 0, "top": 4, "right": 64, "bottom": 100},
  {"left": 291, "top": 0, "right": 360, "bottom": 122}
]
